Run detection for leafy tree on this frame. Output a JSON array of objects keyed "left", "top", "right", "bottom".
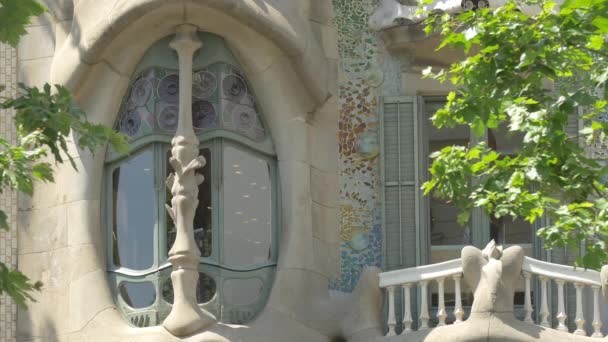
[
  {"left": 0, "top": 0, "right": 129, "bottom": 306},
  {"left": 421, "top": 0, "right": 608, "bottom": 269}
]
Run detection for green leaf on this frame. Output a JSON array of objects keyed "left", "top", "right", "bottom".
[
  {"left": 31, "top": 163, "right": 54, "bottom": 182},
  {"left": 592, "top": 17, "right": 608, "bottom": 33},
  {"left": 587, "top": 35, "right": 604, "bottom": 50},
  {"left": 0, "top": 211, "right": 8, "bottom": 231},
  {"left": 0, "top": 262, "right": 42, "bottom": 308},
  {"left": 0, "top": 0, "right": 46, "bottom": 47}
]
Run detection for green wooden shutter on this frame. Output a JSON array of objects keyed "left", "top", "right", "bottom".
[{"left": 381, "top": 97, "right": 420, "bottom": 271}]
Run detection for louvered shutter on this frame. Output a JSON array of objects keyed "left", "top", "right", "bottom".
[{"left": 381, "top": 97, "right": 420, "bottom": 271}]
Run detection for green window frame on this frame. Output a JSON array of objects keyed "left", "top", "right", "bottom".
[{"left": 103, "top": 32, "right": 280, "bottom": 327}]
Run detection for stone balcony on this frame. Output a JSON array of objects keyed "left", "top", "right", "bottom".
[{"left": 378, "top": 241, "right": 608, "bottom": 341}]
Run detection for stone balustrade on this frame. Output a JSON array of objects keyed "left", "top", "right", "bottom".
[
  {"left": 379, "top": 246, "right": 607, "bottom": 338},
  {"left": 522, "top": 257, "right": 605, "bottom": 337},
  {"left": 379, "top": 258, "right": 464, "bottom": 335}
]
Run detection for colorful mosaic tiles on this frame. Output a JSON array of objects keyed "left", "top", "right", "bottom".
[{"left": 330, "top": 0, "right": 390, "bottom": 292}]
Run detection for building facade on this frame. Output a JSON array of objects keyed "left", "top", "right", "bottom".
[{"left": 1, "top": 0, "right": 607, "bottom": 341}]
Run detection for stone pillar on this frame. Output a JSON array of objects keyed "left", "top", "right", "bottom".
[
  {"left": 162, "top": 24, "right": 216, "bottom": 336},
  {"left": 0, "top": 42, "right": 18, "bottom": 342}
]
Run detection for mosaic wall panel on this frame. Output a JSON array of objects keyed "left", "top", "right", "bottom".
[
  {"left": 330, "top": 0, "right": 401, "bottom": 292},
  {"left": 0, "top": 42, "right": 18, "bottom": 342}
]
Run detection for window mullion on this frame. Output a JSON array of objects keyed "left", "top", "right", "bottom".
[
  {"left": 157, "top": 143, "right": 169, "bottom": 266},
  {"left": 215, "top": 139, "right": 224, "bottom": 266}
]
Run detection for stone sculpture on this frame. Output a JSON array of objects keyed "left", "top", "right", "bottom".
[
  {"left": 162, "top": 24, "right": 216, "bottom": 337},
  {"left": 390, "top": 241, "right": 605, "bottom": 342}
]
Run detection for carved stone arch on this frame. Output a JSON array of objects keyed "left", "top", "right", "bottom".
[
  {"left": 44, "top": 1, "right": 342, "bottom": 340},
  {"left": 51, "top": 0, "right": 331, "bottom": 115}
]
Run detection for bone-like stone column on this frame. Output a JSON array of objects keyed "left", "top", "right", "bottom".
[{"left": 163, "top": 24, "right": 216, "bottom": 336}]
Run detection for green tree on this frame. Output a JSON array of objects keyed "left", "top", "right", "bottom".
[
  {"left": 421, "top": 0, "right": 608, "bottom": 269},
  {"left": 0, "top": 0, "right": 129, "bottom": 306}
]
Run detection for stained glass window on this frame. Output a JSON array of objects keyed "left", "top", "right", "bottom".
[{"left": 115, "top": 62, "right": 266, "bottom": 141}]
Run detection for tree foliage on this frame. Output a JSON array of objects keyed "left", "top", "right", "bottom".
[
  {"left": 0, "top": 0, "right": 45, "bottom": 47},
  {"left": 421, "top": 0, "right": 608, "bottom": 269},
  {"left": 0, "top": 1, "right": 129, "bottom": 306}
]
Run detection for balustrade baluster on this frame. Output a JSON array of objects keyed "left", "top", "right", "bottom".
[
  {"left": 402, "top": 284, "right": 413, "bottom": 333},
  {"left": 540, "top": 276, "right": 550, "bottom": 328},
  {"left": 592, "top": 285, "right": 603, "bottom": 338},
  {"left": 523, "top": 272, "right": 534, "bottom": 324},
  {"left": 453, "top": 274, "right": 464, "bottom": 324},
  {"left": 419, "top": 281, "right": 430, "bottom": 330},
  {"left": 436, "top": 278, "right": 447, "bottom": 326},
  {"left": 387, "top": 286, "right": 397, "bottom": 336},
  {"left": 555, "top": 279, "right": 568, "bottom": 332},
  {"left": 574, "top": 283, "right": 587, "bottom": 336}
]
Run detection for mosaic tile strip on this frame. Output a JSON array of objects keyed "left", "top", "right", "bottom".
[
  {"left": 0, "top": 42, "right": 18, "bottom": 342},
  {"left": 330, "top": 0, "right": 393, "bottom": 293}
]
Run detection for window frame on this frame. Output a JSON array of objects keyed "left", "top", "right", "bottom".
[
  {"left": 104, "top": 82, "right": 280, "bottom": 327},
  {"left": 380, "top": 95, "right": 539, "bottom": 271}
]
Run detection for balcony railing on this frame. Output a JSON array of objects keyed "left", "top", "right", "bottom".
[{"left": 379, "top": 247, "right": 607, "bottom": 338}]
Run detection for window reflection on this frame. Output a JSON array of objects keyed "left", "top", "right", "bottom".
[
  {"left": 488, "top": 127, "right": 532, "bottom": 245},
  {"left": 119, "top": 281, "right": 156, "bottom": 308},
  {"left": 427, "top": 105, "right": 471, "bottom": 246},
  {"left": 223, "top": 146, "right": 272, "bottom": 267},
  {"left": 162, "top": 272, "right": 216, "bottom": 304},
  {"left": 112, "top": 150, "right": 156, "bottom": 270},
  {"left": 166, "top": 148, "right": 213, "bottom": 257}
]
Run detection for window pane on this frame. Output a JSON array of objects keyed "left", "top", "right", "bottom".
[
  {"left": 489, "top": 125, "right": 532, "bottom": 245},
  {"left": 166, "top": 148, "right": 213, "bottom": 258},
  {"left": 112, "top": 150, "right": 156, "bottom": 270},
  {"left": 489, "top": 124, "right": 524, "bottom": 155},
  {"left": 430, "top": 198, "right": 470, "bottom": 245},
  {"left": 427, "top": 102, "right": 470, "bottom": 246},
  {"left": 119, "top": 281, "right": 156, "bottom": 308},
  {"left": 490, "top": 216, "right": 532, "bottom": 244},
  {"left": 223, "top": 146, "right": 272, "bottom": 267},
  {"left": 162, "top": 272, "right": 216, "bottom": 304}
]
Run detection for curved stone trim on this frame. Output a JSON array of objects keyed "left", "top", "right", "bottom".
[{"left": 50, "top": 0, "right": 331, "bottom": 108}]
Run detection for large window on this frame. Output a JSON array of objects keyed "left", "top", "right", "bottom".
[
  {"left": 105, "top": 33, "right": 278, "bottom": 327},
  {"left": 381, "top": 96, "right": 544, "bottom": 327},
  {"left": 380, "top": 96, "right": 533, "bottom": 270}
]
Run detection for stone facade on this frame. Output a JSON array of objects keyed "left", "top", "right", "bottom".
[
  {"left": 3, "top": 0, "right": 607, "bottom": 341},
  {"left": 0, "top": 42, "right": 18, "bottom": 342}
]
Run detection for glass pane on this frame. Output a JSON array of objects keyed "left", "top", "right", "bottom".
[
  {"left": 166, "top": 148, "right": 213, "bottom": 257},
  {"left": 489, "top": 124, "right": 524, "bottom": 155},
  {"left": 223, "top": 278, "right": 264, "bottom": 306},
  {"left": 119, "top": 281, "right": 156, "bottom": 308},
  {"left": 112, "top": 150, "right": 156, "bottom": 270},
  {"left": 490, "top": 216, "right": 532, "bottom": 244},
  {"left": 162, "top": 272, "right": 216, "bottom": 304},
  {"left": 223, "top": 146, "right": 272, "bottom": 267},
  {"left": 430, "top": 198, "right": 470, "bottom": 246},
  {"left": 428, "top": 112, "right": 470, "bottom": 247}
]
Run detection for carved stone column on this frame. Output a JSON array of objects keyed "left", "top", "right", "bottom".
[{"left": 163, "top": 24, "right": 216, "bottom": 336}]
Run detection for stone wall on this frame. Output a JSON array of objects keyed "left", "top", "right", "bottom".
[{"left": 0, "top": 42, "right": 18, "bottom": 342}]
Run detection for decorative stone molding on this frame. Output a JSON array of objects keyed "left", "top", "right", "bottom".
[
  {"left": 162, "top": 24, "right": 216, "bottom": 337},
  {"left": 369, "top": 0, "right": 546, "bottom": 68},
  {"left": 369, "top": 0, "right": 544, "bottom": 32},
  {"left": 369, "top": 0, "right": 462, "bottom": 32},
  {"left": 50, "top": 0, "right": 332, "bottom": 110}
]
